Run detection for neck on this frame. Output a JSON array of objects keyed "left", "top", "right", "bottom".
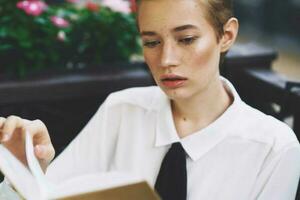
[{"left": 172, "top": 77, "right": 233, "bottom": 138}]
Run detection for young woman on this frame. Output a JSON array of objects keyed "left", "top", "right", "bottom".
[{"left": 1, "top": 0, "right": 300, "bottom": 199}]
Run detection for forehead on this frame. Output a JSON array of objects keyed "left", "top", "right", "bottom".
[{"left": 138, "top": 0, "right": 210, "bottom": 32}]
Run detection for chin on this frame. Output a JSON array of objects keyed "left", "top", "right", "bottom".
[{"left": 161, "top": 86, "right": 193, "bottom": 101}]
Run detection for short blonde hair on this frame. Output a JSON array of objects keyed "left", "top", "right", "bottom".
[
  {"left": 200, "top": 0, "right": 233, "bottom": 42},
  {"left": 136, "top": 0, "right": 234, "bottom": 42}
]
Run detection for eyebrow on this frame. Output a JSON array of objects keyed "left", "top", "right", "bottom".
[
  {"left": 140, "top": 24, "right": 198, "bottom": 36},
  {"left": 140, "top": 31, "right": 157, "bottom": 36},
  {"left": 173, "top": 24, "right": 198, "bottom": 32}
]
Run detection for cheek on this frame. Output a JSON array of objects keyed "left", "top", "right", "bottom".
[
  {"left": 187, "top": 38, "right": 221, "bottom": 75},
  {"left": 143, "top": 50, "right": 160, "bottom": 80},
  {"left": 144, "top": 49, "right": 160, "bottom": 69}
]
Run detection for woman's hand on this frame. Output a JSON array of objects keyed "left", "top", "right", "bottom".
[{"left": 0, "top": 116, "right": 55, "bottom": 172}]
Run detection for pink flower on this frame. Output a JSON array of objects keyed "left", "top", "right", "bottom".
[
  {"left": 51, "top": 16, "right": 70, "bottom": 28},
  {"left": 16, "top": 0, "right": 47, "bottom": 16},
  {"left": 16, "top": 0, "right": 30, "bottom": 9},
  {"left": 102, "top": 0, "right": 131, "bottom": 14}
]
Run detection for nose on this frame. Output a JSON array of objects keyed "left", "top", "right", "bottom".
[{"left": 160, "top": 41, "right": 180, "bottom": 68}]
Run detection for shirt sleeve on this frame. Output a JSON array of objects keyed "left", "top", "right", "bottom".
[
  {"left": 251, "top": 142, "right": 300, "bottom": 200},
  {"left": 46, "top": 95, "right": 121, "bottom": 183}
]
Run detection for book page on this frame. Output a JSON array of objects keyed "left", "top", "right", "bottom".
[
  {"left": 25, "top": 132, "right": 56, "bottom": 198},
  {"left": 0, "top": 144, "right": 41, "bottom": 199},
  {"left": 0, "top": 133, "right": 160, "bottom": 200},
  {"left": 0, "top": 132, "right": 57, "bottom": 200}
]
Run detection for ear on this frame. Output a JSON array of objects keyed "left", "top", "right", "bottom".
[{"left": 220, "top": 17, "right": 239, "bottom": 53}]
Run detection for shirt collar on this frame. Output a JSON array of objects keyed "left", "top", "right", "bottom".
[{"left": 154, "top": 76, "right": 243, "bottom": 161}]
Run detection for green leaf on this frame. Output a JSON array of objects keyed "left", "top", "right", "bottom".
[
  {"left": 0, "top": 16, "right": 11, "bottom": 23},
  {"left": 34, "top": 17, "right": 48, "bottom": 25},
  {"left": 19, "top": 40, "right": 32, "bottom": 48},
  {"left": 0, "top": 28, "right": 8, "bottom": 37}
]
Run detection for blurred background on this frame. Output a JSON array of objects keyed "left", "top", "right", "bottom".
[
  {"left": 0, "top": 0, "right": 299, "bottom": 158},
  {"left": 235, "top": 0, "right": 300, "bottom": 79}
]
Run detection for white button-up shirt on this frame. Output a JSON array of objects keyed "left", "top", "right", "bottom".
[{"left": 1, "top": 77, "right": 300, "bottom": 200}]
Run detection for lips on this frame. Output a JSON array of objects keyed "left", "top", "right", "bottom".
[{"left": 160, "top": 74, "right": 188, "bottom": 88}]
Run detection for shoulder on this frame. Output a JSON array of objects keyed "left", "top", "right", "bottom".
[
  {"left": 104, "top": 86, "right": 164, "bottom": 111},
  {"left": 234, "top": 102, "right": 299, "bottom": 152}
]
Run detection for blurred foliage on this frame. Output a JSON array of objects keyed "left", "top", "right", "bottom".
[{"left": 0, "top": 0, "right": 140, "bottom": 77}]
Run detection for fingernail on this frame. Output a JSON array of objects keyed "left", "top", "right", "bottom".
[{"left": 2, "top": 134, "right": 10, "bottom": 142}]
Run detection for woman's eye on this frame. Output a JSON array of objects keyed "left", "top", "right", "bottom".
[
  {"left": 178, "top": 37, "right": 198, "bottom": 45},
  {"left": 143, "top": 40, "right": 161, "bottom": 48}
]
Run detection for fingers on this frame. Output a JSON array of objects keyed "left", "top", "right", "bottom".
[
  {"left": 24, "top": 119, "right": 51, "bottom": 145},
  {"left": 0, "top": 117, "right": 5, "bottom": 127},
  {"left": 24, "top": 120, "right": 55, "bottom": 162},
  {"left": 0, "top": 116, "right": 55, "bottom": 172},
  {"left": 0, "top": 116, "right": 52, "bottom": 144},
  {"left": 0, "top": 116, "right": 54, "bottom": 159},
  {"left": 0, "top": 117, "right": 5, "bottom": 140},
  {"left": 1, "top": 115, "right": 23, "bottom": 142},
  {"left": 0, "top": 117, "right": 50, "bottom": 143}
]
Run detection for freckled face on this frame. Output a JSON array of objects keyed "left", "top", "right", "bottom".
[{"left": 138, "top": 0, "right": 223, "bottom": 100}]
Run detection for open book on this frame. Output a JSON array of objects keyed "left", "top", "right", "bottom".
[{"left": 0, "top": 132, "right": 160, "bottom": 200}]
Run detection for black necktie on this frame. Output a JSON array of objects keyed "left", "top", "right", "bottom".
[{"left": 155, "top": 142, "right": 187, "bottom": 200}]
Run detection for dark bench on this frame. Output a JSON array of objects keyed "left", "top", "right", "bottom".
[
  {"left": 237, "top": 68, "right": 300, "bottom": 138},
  {"left": 0, "top": 63, "right": 155, "bottom": 154}
]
